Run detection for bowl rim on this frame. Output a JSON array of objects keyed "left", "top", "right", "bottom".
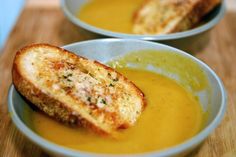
[
  {"left": 8, "top": 38, "right": 227, "bottom": 157},
  {"left": 60, "top": 0, "right": 226, "bottom": 41}
]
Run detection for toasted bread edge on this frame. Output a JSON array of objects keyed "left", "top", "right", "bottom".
[
  {"left": 12, "top": 44, "right": 146, "bottom": 135},
  {"left": 170, "top": 0, "right": 221, "bottom": 33}
]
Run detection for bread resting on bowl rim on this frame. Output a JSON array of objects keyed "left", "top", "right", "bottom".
[
  {"left": 133, "top": 0, "right": 221, "bottom": 34},
  {"left": 12, "top": 44, "right": 146, "bottom": 135}
]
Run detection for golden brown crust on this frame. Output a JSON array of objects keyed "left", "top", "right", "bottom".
[{"left": 12, "top": 44, "right": 146, "bottom": 136}]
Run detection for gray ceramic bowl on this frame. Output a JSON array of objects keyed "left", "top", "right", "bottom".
[
  {"left": 60, "top": 0, "right": 226, "bottom": 52},
  {"left": 8, "top": 39, "right": 227, "bottom": 157}
]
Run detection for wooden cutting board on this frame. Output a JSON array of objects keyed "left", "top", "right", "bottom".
[{"left": 0, "top": 3, "right": 236, "bottom": 157}]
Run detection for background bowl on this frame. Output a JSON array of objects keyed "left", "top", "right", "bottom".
[
  {"left": 60, "top": 0, "right": 226, "bottom": 53},
  {"left": 8, "top": 39, "right": 226, "bottom": 157}
]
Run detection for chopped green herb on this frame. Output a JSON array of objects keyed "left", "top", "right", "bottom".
[
  {"left": 87, "top": 97, "right": 91, "bottom": 102},
  {"left": 101, "top": 99, "right": 107, "bottom": 105},
  {"left": 63, "top": 73, "right": 72, "bottom": 79},
  {"left": 113, "top": 78, "right": 119, "bottom": 82},
  {"left": 109, "top": 83, "right": 114, "bottom": 87}
]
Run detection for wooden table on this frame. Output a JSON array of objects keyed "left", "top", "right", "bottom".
[{"left": 0, "top": 2, "right": 236, "bottom": 157}]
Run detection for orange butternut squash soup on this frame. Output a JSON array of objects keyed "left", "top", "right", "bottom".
[
  {"left": 77, "top": 0, "right": 144, "bottom": 34},
  {"left": 29, "top": 68, "right": 204, "bottom": 154}
]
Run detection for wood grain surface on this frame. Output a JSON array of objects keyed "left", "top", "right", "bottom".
[{"left": 0, "top": 3, "right": 236, "bottom": 157}]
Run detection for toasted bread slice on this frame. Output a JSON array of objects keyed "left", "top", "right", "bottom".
[
  {"left": 12, "top": 44, "right": 145, "bottom": 135},
  {"left": 133, "top": 0, "right": 220, "bottom": 34}
]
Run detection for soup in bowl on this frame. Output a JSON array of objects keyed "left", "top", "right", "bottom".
[
  {"left": 61, "top": 0, "right": 225, "bottom": 52},
  {"left": 8, "top": 39, "right": 226, "bottom": 157}
]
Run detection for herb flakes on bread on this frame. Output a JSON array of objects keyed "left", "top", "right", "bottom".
[{"left": 12, "top": 44, "right": 145, "bottom": 135}]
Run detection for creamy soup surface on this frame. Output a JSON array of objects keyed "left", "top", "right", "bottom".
[
  {"left": 78, "top": 0, "right": 144, "bottom": 34},
  {"left": 30, "top": 68, "right": 204, "bottom": 154}
]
